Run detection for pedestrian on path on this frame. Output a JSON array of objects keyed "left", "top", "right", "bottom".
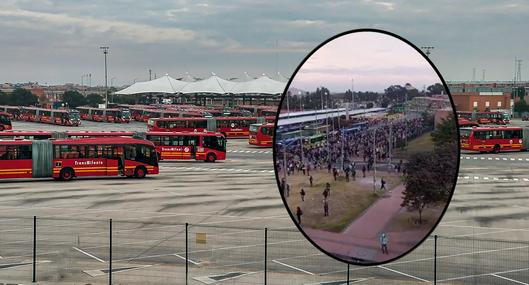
[
  {"left": 380, "top": 178, "right": 387, "bottom": 191},
  {"left": 362, "top": 165, "right": 366, "bottom": 178},
  {"left": 323, "top": 199, "right": 329, "bottom": 216},
  {"left": 379, "top": 232, "right": 389, "bottom": 254},
  {"left": 296, "top": 207, "right": 303, "bottom": 224},
  {"left": 352, "top": 168, "right": 356, "bottom": 181},
  {"left": 325, "top": 182, "right": 331, "bottom": 196},
  {"left": 300, "top": 188, "right": 305, "bottom": 201},
  {"left": 309, "top": 175, "right": 313, "bottom": 187}
]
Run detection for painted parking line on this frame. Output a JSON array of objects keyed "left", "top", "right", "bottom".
[
  {"left": 491, "top": 274, "right": 528, "bottom": 285},
  {"left": 438, "top": 267, "right": 529, "bottom": 283},
  {"left": 163, "top": 166, "right": 275, "bottom": 174},
  {"left": 72, "top": 246, "right": 105, "bottom": 263},
  {"left": 378, "top": 266, "right": 429, "bottom": 282},
  {"left": 174, "top": 254, "right": 200, "bottom": 265},
  {"left": 457, "top": 175, "right": 529, "bottom": 182},
  {"left": 83, "top": 264, "right": 153, "bottom": 277},
  {"left": 460, "top": 156, "right": 529, "bottom": 161},
  {"left": 228, "top": 149, "right": 272, "bottom": 154},
  {"left": 193, "top": 271, "right": 258, "bottom": 284},
  {"left": 272, "top": 260, "right": 315, "bottom": 275}
]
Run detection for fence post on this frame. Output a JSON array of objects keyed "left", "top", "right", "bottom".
[
  {"left": 32, "top": 216, "right": 36, "bottom": 283},
  {"left": 186, "top": 223, "right": 189, "bottom": 285},
  {"left": 264, "top": 228, "right": 268, "bottom": 285},
  {"left": 434, "top": 235, "right": 438, "bottom": 285},
  {"left": 347, "top": 263, "right": 350, "bottom": 284},
  {"left": 109, "top": 219, "right": 112, "bottom": 285}
]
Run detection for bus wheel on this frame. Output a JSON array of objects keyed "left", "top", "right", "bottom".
[
  {"left": 493, "top": 145, "right": 500, "bottom": 154},
  {"left": 60, "top": 168, "right": 74, "bottom": 181},
  {"left": 206, "top": 153, "right": 216, "bottom": 163},
  {"left": 134, "top": 166, "right": 147, "bottom": 178}
]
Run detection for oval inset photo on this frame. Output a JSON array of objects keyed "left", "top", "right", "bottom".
[{"left": 274, "top": 29, "right": 459, "bottom": 265}]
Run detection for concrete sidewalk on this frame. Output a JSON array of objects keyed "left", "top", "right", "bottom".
[{"left": 305, "top": 183, "right": 424, "bottom": 262}]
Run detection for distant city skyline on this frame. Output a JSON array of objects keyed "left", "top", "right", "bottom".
[{"left": 0, "top": 1, "right": 528, "bottom": 85}]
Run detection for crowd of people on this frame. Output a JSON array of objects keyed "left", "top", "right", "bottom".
[{"left": 276, "top": 115, "right": 427, "bottom": 179}]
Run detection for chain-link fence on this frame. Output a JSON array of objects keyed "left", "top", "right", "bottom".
[{"left": 0, "top": 217, "right": 527, "bottom": 284}]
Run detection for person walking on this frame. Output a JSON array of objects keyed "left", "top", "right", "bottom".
[
  {"left": 286, "top": 184, "right": 291, "bottom": 197},
  {"left": 323, "top": 188, "right": 329, "bottom": 200},
  {"left": 296, "top": 207, "right": 303, "bottom": 225},
  {"left": 379, "top": 232, "right": 389, "bottom": 254},
  {"left": 380, "top": 178, "right": 387, "bottom": 191},
  {"left": 309, "top": 175, "right": 313, "bottom": 187},
  {"left": 325, "top": 182, "right": 331, "bottom": 197},
  {"left": 362, "top": 165, "right": 366, "bottom": 178},
  {"left": 300, "top": 188, "right": 306, "bottom": 202},
  {"left": 352, "top": 168, "right": 356, "bottom": 181},
  {"left": 323, "top": 199, "right": 329, "bottom": 216}
]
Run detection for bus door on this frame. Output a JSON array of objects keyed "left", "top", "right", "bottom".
[{"left": 114, "top": 145, "right": 125, "bottom": 175}]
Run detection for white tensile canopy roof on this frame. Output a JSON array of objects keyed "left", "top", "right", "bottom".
[
  {"left": 114, "top": 73, "right": 286, "bottom": 95},
  {"left": 114, "top": 74, "right": 188, "bottom": 95},
  {"left": 229, "top": 75, "right": 286, "bottom": 94},
  {"left": 180, "top": 74, "right": 237, "bottom": 94}
]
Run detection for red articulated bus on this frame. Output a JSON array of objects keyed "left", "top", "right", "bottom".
[
  {"left": 460, "top": 126, "right": 529, "bottom": 153},
  {"left": 0, "top": 131, "right": 135, "bottom": 140},
  {"left": 20, "top": 107, "right": 81, "bottom": 126},
  {"left": 458, "top": 118, "right": 479, "bottom": 128},
  {"left": 0, "top": 106, "right": 21, "bottom": 120},
  {"left": 147, "top": 116, "right": 276, "bottom": 138},
  {"left": 0, "top": 112, "right": 13, "bottom": 131},
  {"left": 457, "top": 111, "right": 509, "bottom": 125},
  {"left": 0, "top": 137, "right": 158, "bottom": 180},
  {"left": 145, "top": 131, "right": 226, "bottom": 162},
  {"left": 77, "top": 107, "right": 131, "bottom": 123},
  {"left": 249, "top": 123, "right": 274, "bottom": 147}
]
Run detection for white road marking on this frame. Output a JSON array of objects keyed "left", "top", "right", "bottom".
[
  {"left": 491, "top": 274, "right": 529, "bottom": 285},
  {"left": 378, "top": 266, "right": 429, "bottom": 282},
  {"left": 73, "top": 247, "right": 106, "bottom": 263},
  {"left": 438, "top": 267, "right": 529, "bottom": 283},
  {"left": 174, "top": 254, "right": 200, "bottom": 265},
  {"left": 272, "top": 260, "right": 314, "bottom": 275}
]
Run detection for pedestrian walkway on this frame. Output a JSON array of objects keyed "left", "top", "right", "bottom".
[{"left": 305, "top": 183, "right": 419, "bottom": 262}]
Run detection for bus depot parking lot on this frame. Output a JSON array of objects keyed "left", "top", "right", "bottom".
[{"left": 0, "top": 120, "right": 528, "bottom": 284}]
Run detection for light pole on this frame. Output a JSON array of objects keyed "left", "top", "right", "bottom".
[
  {"left": 100, "top": 46, "right": 109, "bottom": 108},
  {"left": 421, "top": 46, "right": 434, "bottom": 58},
  {"left": 372, "top": 127, "right": 377, "bottom": 192},
  {"left": 351, "top": 78, "right": 354, "bottom": 109}
]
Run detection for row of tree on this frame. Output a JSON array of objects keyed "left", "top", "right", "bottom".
[
  {"left": 0, "top": 88, "right": 109, "bottom": 108},
  {"left": 284, "top": 83, "right": 446, "bottom": 111}
]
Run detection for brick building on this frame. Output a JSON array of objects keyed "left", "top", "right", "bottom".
[{"left": 451, "top": 92, "right": 512, "bottom": 112}]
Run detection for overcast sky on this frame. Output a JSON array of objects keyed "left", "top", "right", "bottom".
[
  {"left": 291, "top": 32, "right": 440, "bottom": 92},
  {"left": 0, "top": 0, "right": 528, "bottom": 87}
]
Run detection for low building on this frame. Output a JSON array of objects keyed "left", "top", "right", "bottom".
[{"left": 451, "top": 92, "right": 512, "bottom": 112}]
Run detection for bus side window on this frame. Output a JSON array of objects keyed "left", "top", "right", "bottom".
[
  {"left": 124, "top": 145, "right": 136, "bottom": 160},
  {"left": 18, "top": 145, "right": 32, "bottom": 159},
  {"left": 87, "top": 145, "right": 97, "bottom": 158},
  {"left": 0, "top": 145, "right": 7, "bottom": 160},
  {"left": 161, "top": 136, "right": 170, "bottom": 146}
]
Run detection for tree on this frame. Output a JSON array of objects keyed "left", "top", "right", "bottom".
[
  {"left": 0, "top": 90, "right": 10, "bottom": 105},
  {"left": 86, "top": 93, "right": 104, "bottom": 107},
  {"left": 10, "top": 88, "right": 38, "bottom": 106},
  {"left": 427, "top": 83, "right": 446, "bottom": 95},
  {"left": 402, "top": 117, "right": 457, "bottom": 223},
  {"left": 513, "top": 99, "right": 529, "bottom": 114},
  {"left": 62, "top": 91, "right": 86, "bottom": 108}
]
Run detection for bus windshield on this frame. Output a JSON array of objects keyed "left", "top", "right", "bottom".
[
  {"left": 0, "top": 114, "right": 11, "bottom": 125},
  {"left": 249, "top": 124, "right": 260, "bottom": 133},
  {"left": 203, "top": 136, "right": 226, "bottom": 152},
  {"left": 460, "top": 128, "right": 471, "bottom": 139},
  {"left": 121, "top": 110, "right": 131, "bottom": 119},
  {"left": 69, "top": 111, "right": 80, "bottom": 120},
  {"left": 125, "top": 144, "right": 158, "bottom": 166}
]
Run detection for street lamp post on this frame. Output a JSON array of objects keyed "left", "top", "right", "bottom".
[
  {"left": 373, "top": 127, "right": 377, "bottom": 192},
  {"left": 100, "top": 46, "right": 109, "bottom": 108}
]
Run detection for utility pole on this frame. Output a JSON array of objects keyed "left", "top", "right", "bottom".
[
  {"left": 89, "top": 73, "right": 92, "bottom": 87},
  {"left": 149, "top": 69, "right": 152, "bottom": 81},
  {"left": 372, "top": 127, "right": 376, "bottom": 192},
  {"left": 100, "top": 46, "right": 109, "bottom": 108}
]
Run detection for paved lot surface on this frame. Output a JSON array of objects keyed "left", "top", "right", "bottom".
[{"left": 0, "top": 120, "right": 527, "bottom": 284}]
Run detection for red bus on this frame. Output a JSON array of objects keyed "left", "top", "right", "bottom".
[
  {"left": 0, "top": 137, "right": 158, "bottom": 180},
  {"left": 20, "top": 107, "right": 81, "bottom": 126},
  {"left": 0, "top": 112, "right": 13, "bottom": 131},
  {"left": 458, "top": 118, "right": 478, "bottom": 128},
  {"left": 77, "top": 107, "right": 131, "bottom": 123},
  {"left": 457, "top": 111, "right": 509, "bottom": 125},
  {"left": 460, "top": 126, "right": 528, "bottom": 153},
  {"left": 145, "top": 131, "right": 226, "bottom": 162},
  {"left": 147, "top": 116, "right": 275, "bottom": 138},
  {"left": 0, "top": 106, "right": 21, "bottom": 120},
  {"left": 0, "top": 131, "right": 136, "bottom": 140},
  {"left": 249, "top": 123, "right": 274, "bottom": 147}
]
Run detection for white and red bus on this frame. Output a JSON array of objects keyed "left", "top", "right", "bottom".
[
  {"left": 0, "top": 131, "right": 135, "bottom": 140},
  {"left": 145, "top": 131, "right": 226, "bottom": 162},
  {"left": 77, "top": 107, "right": 131, "bottom": 123},
  {"left": 0, "top": 137, "right": 158, "bottom": 180},
  {"left": 20, "top": 107, "right": 81, "bottom": 126},
  {"left": 458, "top": 118, "right": 479, "bottom": 128},
  {"left": 147, "top": 116, "right": 275, "bottom": 138},
  {"left": 0, "top": 112, "right": 13, "bottom": 131},
  {"left": 457, "top": 111, "right": 509, "bottom": 125},
  {"left": 249, "top": 123, "right": 274, "bottom": 147},
  {"left": 460, "top": 126, "right": 529, "bottom": 153}
]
